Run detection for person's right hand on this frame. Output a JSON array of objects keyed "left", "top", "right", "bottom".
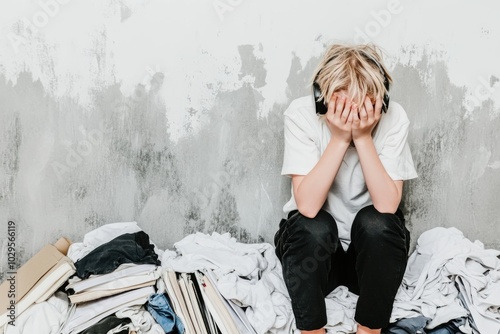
[{"left": 325, "top": 93, "right": 357, "bottom": 144}]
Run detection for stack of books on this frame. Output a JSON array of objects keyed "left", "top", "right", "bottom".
[
  {"left": 60, "top": 286, "right": 155, "bottom": 334},
  {"left": 60, "top": 232, "right": 162, "bottom": 334},
  {"left": 65, "top": 263, "right": 160, "bottom": 304},
  {"left": 163, "top": 268, "right": 257, "bottom": 334}
]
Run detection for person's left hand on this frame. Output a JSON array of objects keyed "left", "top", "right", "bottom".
[{"left": 352, "top": 95, "right": 382, "bottom": 141}]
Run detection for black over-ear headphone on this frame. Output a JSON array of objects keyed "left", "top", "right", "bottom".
[{"left": 312, "top": 51, "right": 390, "bottom": 115}]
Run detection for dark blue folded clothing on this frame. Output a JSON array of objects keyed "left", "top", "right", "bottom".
[
  {"left": 428, "top": 318, "right": 467, "bottom": 334},
  {"left": 74, "top": 231, "right": 160, "bottom": 279},
  {"left": 383, "top": 316, "right": 430, "bottom": 334},
  {"left": 384, "top": 316, "right": 467, "bottom": 334}
]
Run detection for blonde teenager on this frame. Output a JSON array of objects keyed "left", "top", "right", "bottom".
[{"left": 274, "top": 44, "right": 418, "bottom": 334}]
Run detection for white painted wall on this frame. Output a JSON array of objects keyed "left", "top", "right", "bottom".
[{"left": 1, "top": 0, "right": 499, "bottom": 269}]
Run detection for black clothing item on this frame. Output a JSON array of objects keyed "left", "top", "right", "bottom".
[
  {"left": 75, "top": 231, "right": 160, "bottom": 279},
  {"left": 274, "top": 205, "right": 410, "bottom": 331},
  {"left": 80, "top": 315, "right": 131, "bottom": 334}
]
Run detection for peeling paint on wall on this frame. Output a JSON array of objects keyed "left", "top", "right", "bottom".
[
  {"left": 391, "top": 50, "right": 500, "bottom": 246},
  {"left": 1, "top": 0, "right": 500, "bottom": 274}
]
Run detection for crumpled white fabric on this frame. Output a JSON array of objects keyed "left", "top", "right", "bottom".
[
  {"left": 323, "top": 286, "right": 358, "bottom": 334},
  {"left": 115, "top": 305, "right": 165, "bottom": 334},
  {"left": 391, "top": 227, "right": 500, "bottom": 333},
  {"left": 162, "top": 232, "right": 295, "bottom": 334},
  {"left": 67, "top": 222, "right": 163, "bottom": 262},
  {"left": 3, "top": 292, "right": 69, "bottom": 334}
]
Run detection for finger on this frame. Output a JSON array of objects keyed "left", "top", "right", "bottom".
[
  {"left": 335, "top": 96, "right": 346, "bottom": 117},
  {"left": 352, "top": 106, "right": 360, "bottom": 124},
  {"left": 374, "top": 96, "right": 383, "bottom": 117},
  {"left": 327, "top": 94, "right": 337, "bottom": 115},
  {"left": 359, "top": 106, "right": 368, "bottom": 120},
  {"left": 348, "top": 111, "right": 353, "bottom": 123},
  {"left": 341, "top": 100, "right": 352, "bottom": 122},
  {"left": 363, "top": 96, "right": 374, "bottom": 118}
]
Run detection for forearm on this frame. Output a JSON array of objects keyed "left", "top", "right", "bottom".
[
  {"left": 354, "top": 136, "right": 401, "bottom": 213},
  {"left": 294, "top": 138, "right": 350, "bottom": 217}
]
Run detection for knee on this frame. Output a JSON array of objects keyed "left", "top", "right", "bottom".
[
  {"left": 288, "top": 209, "right": 339, "bottom": 251},
  {"left": 352, "top": 205, "right": 407, "bottom": 243}
]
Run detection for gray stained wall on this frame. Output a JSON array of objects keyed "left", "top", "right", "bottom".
[{"left": 0, "top": 1, "right": 499, "bottom": 275}]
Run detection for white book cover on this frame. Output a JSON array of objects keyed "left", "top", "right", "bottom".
[
  {"left": 178, "top": 274, "right": 204, "bottom": 334},
  {"left": 190, "top": 272, "right": 219, "bottom": 334},
  {"left": 68, "top": 280, "right": 155, "bottom": 304},
  {"left": 203, "top": 269, "right": 256, "bottom": 334},
  {"left": 162, "top": 269, "right": 196, "bottom": 334},
  {"left": 185, "top": 274, "right": 209, "bottom": 334},
  {"left": 66, "top": 264, "right": 158, "bottom": 293},
  {"left": 194, "top": 270, "right": 240, "bottom": 334}
]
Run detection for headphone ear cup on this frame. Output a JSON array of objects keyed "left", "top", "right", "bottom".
[
  {"left": 382, "top": 75, "right": 390, "bottom": 113},
  {"left": 313, "top": 82, "right": 328, "bottom": 115},
  {"left": 383, "top": 92, "right": 390, "bottom": 113}
]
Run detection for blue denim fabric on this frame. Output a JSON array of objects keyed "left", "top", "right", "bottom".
[
  {"left": 384, "top": 317, "right": 466, "bottom": 334},
  {"left": 428, "top": 317, "right": 467, "bottom": 334},
  {"left": 147, "top": 293, "right": 185, "bottom": 334}
]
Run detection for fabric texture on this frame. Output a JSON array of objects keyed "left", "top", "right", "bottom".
[
  {"left": 115, "top": 305, "right": 166, "bottom": 334},
  {"left": 67, "top": 222, "right": 144, "bottom": 262},
  {"left": 80, "top": 315, "right": 131, "bottom": 334},
  {"left": 3, "top": 291, "right": 69, "bottom": 334},
  {"left": 383, "top": 316, "right": 430, "bottom": 333},
  {"left": 74, "top": 231, "right": 161, "bottom": 279},
  {"left": 383, "top": 316, "right": 468, "bottom": 334},
  {"left": 281, "top": 95, "right": 417, "bottom": 250},
  {"left": 147, "top": 293, "right": 185, "bottom": 334},
  {"left": 392, "top": 227, "right": 499, "bottom": 334}
]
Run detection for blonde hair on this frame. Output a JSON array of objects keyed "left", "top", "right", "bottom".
[{"left": 311, "top": 44, "right": 392, "bottom": 108}]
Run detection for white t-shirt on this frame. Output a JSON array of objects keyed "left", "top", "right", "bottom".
[{"left": 281, "top": 95, "right": 418, "bottom": 250}]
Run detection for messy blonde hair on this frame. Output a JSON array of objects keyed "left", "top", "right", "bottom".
[{"left": 311, "top": 43, "right": 392, "bottom": 108}]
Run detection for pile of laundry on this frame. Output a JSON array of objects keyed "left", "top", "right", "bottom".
[
  {"left": 0, "top": 223, "right": 499, "bottom": 334},
  {"left": 390, "top": 227, "right": 500, "bottom": 333}
]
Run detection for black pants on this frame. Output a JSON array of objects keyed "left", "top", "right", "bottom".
[{"left": 274, "top": 205, "right": 410, "bottom": 330}]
